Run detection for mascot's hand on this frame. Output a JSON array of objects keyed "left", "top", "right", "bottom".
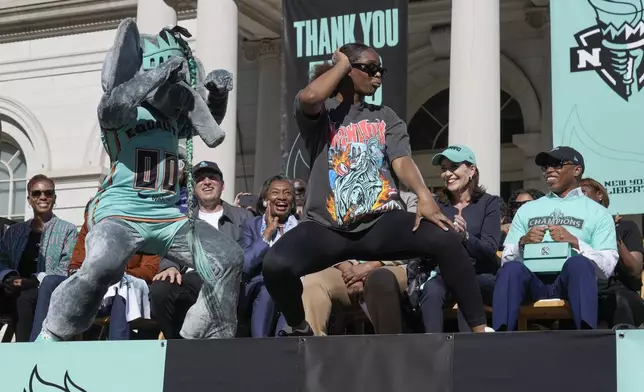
[
  {"left": 167, "top": 57, "right": 189, "bottom": 84},
  {"left": 205, "top": 69, "right": 233, "bottom": 96}
]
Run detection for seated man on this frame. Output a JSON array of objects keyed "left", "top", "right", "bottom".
[
  {"left": 150, "top": 161, "right": 252, "bottom": 339},
  {"left": 581, "top": 178, "right": 644, "bottom": 328},
  {"left": 494, "top": 147, "right": 618, "bottom": 331},
  {"left": 30, "top": 201, "right": 160, "bottom": 341},
  {"left": 301, "top": 192, "right": 417, "bottom": 336}
]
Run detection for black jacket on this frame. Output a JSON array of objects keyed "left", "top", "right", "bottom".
[{"left": 159, "top": 201, "right": 253, "bottom": 272}]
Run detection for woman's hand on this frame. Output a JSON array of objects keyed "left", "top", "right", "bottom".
[
  {"left": 414, "top": 194, "right": 455, "bottom": 232},
  {"left": 453, "top": 214, "right": 467, "bottom": 234},
  {"left": 262, "top": 201, "right": 279, "bottom": 242},
  {"left": 332, "top": 49, "right": 351, "bottom": 68}
]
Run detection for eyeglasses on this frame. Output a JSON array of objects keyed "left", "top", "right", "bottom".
[
  {"left": 30, "top": 189, "right": 55, "bottom": 198},
  {"left": 539, "top": 160, "right": 576, "bottom": 172},
  {"left": 351, "top": 63, "right": 387, "bottom": 77}
]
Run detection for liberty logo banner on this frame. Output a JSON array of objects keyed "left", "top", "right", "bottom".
[
  {"left": 569, "top": 0, "right": 644, "bottom": 101},
  {"left": 551, "top": 0, "right": 644, "bottom": 215},
  {"left": 282, "top": 0, "right": 408, "bottom": 180},
  {"left": 1, "top": 341, "right": 166, "bottom": 391}
]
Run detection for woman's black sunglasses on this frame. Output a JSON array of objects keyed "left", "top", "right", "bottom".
[
  {"left": 31, "top": 189, "right": 55, "bottom": 198},
  {"left": 351, "top": 63, "right": 387, "bottom": 77}
]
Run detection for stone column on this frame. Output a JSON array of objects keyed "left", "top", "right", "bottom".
[
  {"left": 448, "top": 0, "right": 501, "bottom": 195},
  {"left": 195, "top": 0, "right": 239, "bottom": 203},
  {"left": 245, "top": 39, "right": 282, "bottom": 192},
  {"left": 513, "top": 133, "right": 545, "bottom": 191},
  {"left": 136, "top": 0, "right": 177, "bottom": 34}
]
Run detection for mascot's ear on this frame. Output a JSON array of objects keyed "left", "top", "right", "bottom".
[{"left": 101, "top": 18, "right": 142, "bottom": 93}]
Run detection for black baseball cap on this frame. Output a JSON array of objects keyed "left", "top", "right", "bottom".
[
  {"left": 192, "top": 161, "right": 223, "bottom": 181},
  {"left": 535, "top": 146, "right": 585, "bottom": 172}
]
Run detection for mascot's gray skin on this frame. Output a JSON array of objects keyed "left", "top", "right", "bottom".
[
  {"left": 38, "top": 18, "right": 244, "bottom": 341},
  {"left": 99, "top": 18, "right": 229, "bottom": 145}
]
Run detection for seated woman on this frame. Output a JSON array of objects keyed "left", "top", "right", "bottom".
[
  {"left": 0, "top": 174, "right": 77, "bottom": 342},
  {"left": 238, "top": 175, "right": 298, "bottom": 337},
  {"left": 581, "top": 178, "right": 644, "bottom": 328},
  {"left": 420, "top": 145, "right": 500, "bottom": 332},
  {"left": 30, "top": 199, "right": 160, "bottom": 341},
  {"left": 501, "top": 189, "right": 545, "bottom": 244}
]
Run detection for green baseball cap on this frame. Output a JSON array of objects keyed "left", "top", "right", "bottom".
[{"left": 431, "top": 145, "right": 477, "bottom": 166}]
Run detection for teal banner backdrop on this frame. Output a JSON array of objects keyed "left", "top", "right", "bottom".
[
  {"left": 551, "top": 0, "right": 644, "bottom": 215},
  {"left": 0, "top": 341, "right": 166, "bottom": 391},
  {"left": 616, "top": 330, "right": 644, "bottom": 392}
]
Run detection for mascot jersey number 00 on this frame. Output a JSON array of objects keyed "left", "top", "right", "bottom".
[{"left": 36, "top": 18, "right": 244, "bottom": 341}]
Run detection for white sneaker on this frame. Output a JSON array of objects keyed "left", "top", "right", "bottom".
[{"left": 484, "top": 327, "right": 495, "bottom": 332}]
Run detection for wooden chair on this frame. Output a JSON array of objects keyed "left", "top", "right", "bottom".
[{"left": 517, "top": 299, "right": 570, "bottom": 331}]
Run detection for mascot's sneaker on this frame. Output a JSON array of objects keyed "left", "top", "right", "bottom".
[{"left": 34, "top": 330, "right": 61, "bottom": 342}]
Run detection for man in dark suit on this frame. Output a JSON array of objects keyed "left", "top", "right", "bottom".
[{"left": 149, "top": 161, "right": 252, "bottom": 339}]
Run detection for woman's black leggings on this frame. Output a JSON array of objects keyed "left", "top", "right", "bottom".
[{"left": 263, "top": 210, "right": 486, "bottom": 329}]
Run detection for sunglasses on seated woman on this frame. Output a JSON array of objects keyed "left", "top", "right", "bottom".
[
  {"left": 31, "top": 189, "right": 55, "bottom": 198},
  {"left": 351, "top": 63, "right": 387, "bottom": 77}
]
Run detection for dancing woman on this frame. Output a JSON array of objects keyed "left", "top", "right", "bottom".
[{"left": 263, "top": 43, "right": 489, "bottom": 335}]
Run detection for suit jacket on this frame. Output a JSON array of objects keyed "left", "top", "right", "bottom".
[
  {"left": 238, "top": 216, "right": 270, "bottom": 282},
  {"left": 159, "top": 201, "right": 253, "bottom": 272},
  {"left": 0, "top": 216, "right": 78, "bottom": 282}
]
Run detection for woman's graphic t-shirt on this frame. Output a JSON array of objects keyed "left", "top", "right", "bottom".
[{"left": 295, "top": 97, "right": 411, "bottom": 232}]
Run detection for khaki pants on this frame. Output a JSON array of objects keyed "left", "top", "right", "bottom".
[{"left": 302, "top": 266, "right": 407, "bottom": 336}]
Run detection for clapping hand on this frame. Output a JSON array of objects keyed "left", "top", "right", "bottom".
[
  {"left": 453, "top": 209, "right": 467, "bottom": 234},
  {"left": 262, "top": 201, "right": 279, "bottom": 242}
]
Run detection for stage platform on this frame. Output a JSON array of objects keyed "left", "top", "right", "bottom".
[{"left": 1, "top": 330, "right": 642, "bottom": 391}]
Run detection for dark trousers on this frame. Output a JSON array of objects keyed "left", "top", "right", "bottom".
[
  {"left": 31, "top": 274, "right": 130, "bottom": 341},
  {"left": 263, "top": 211, "right": 486, "bottom": 330},
  {"left": 420, "top": 273, "right": 496, "bottom": 332},
  {"left": 31, "top": 275, "right": 66, "bottom": 341},
  {"left": 238, "top": 278, "right": 278, "bottom": 337},
  {"left": 0, "top": 286, "right": 38, "bottom": 342},
  {"left": 149, "top": 271, "right": 202, "bottom": 339},
  {"left": 363, "top": 268, "right": 405, "bottom": 334},
  {"left": 493, "top": 256, "right": 598, "bottom": 331},
  {"left": 598, "top": 280, "right": 644, "bottom": 327}
]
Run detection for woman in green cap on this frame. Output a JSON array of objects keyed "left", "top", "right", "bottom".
[{"left": 419, "top": 145, "right": 501, "bottom": 332}]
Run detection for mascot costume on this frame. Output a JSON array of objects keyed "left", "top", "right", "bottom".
[{"left": 37, "top": 18, "right": 244, "bottom": 341}]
